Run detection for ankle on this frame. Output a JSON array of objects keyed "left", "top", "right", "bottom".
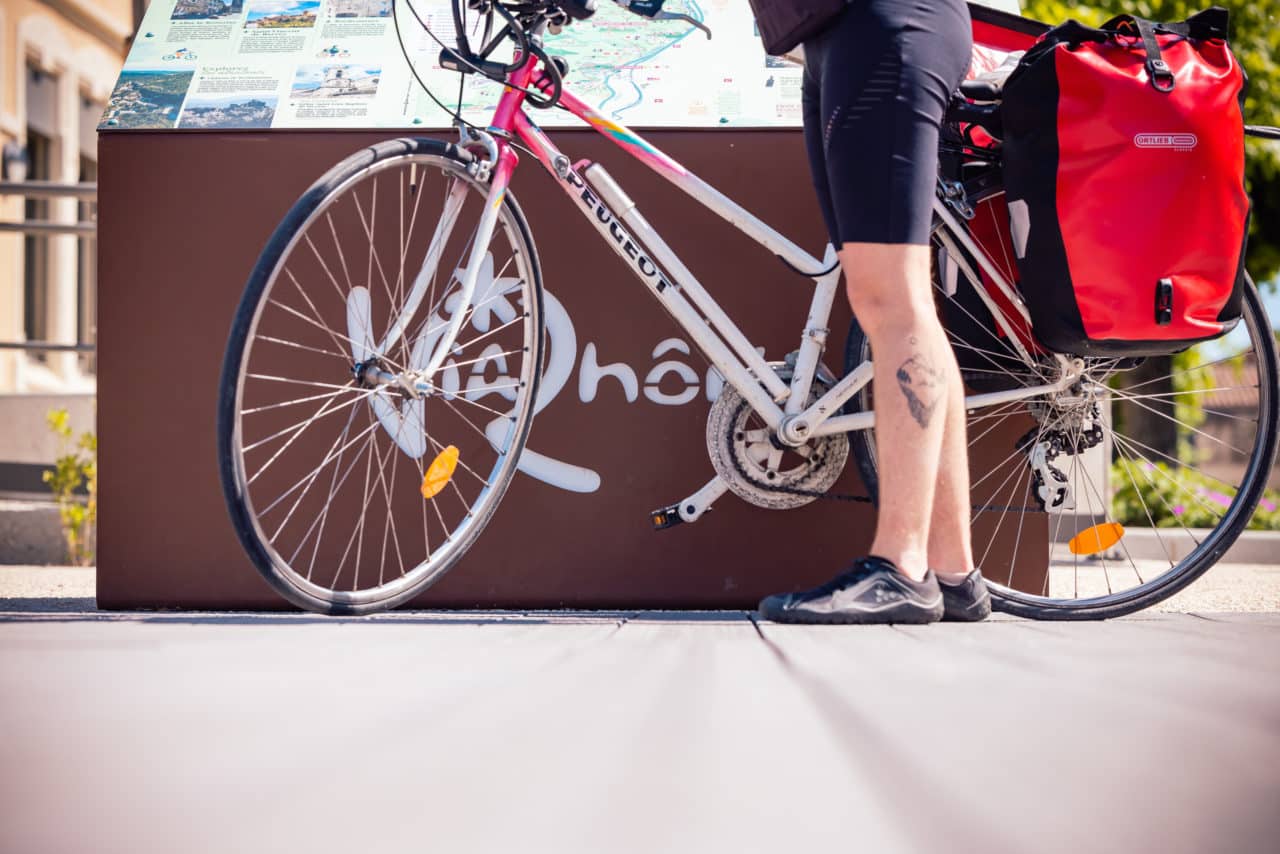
[{"left": 868, "top": 551, "right": 929, "bottom": 583}]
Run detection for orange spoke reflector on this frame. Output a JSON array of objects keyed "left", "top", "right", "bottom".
[
  {"left": 420, "top": 445, "right": 460, "bottom": 500},
  {"left": 1068, "top": 522, "right": 1125, "bottom": 556}
]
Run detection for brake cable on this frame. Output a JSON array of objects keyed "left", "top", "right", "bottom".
[{"left": 398, "top": 0, "right": 572, "bottom": 111}]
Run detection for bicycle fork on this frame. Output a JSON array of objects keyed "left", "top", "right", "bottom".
[{"left": 359, "top": 134, "right": 518, "bottom": 396}]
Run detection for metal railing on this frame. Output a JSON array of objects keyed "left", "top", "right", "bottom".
[
  {"left": 0, "top": 180, "right": 97, "bottom": 235},
  {"left": 0, "top": 341, "right": 95, "bottom": 353},
  {"left": 0, "top": 180, "right": 97, "bottom": 355}
]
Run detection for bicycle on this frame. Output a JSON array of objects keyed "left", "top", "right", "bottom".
[{"left": 218, "top": 0, "right": 1280, "bottom": 618}]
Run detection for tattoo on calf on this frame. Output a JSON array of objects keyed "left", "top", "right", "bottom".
[{"left": 896, "top": 340, "right": 946, "bottom": 429}]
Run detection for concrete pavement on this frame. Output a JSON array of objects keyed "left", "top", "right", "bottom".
[{"left": 1, "top": 568, "right": 1278, "bottom": 854}]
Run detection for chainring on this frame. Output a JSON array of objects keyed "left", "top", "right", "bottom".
[{"left": 706, "top": 364, "right": 850, "bottom": 510}]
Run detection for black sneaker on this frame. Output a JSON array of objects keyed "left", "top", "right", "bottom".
[
  {"left": 757, "top": 556, "right": 945, "bottom": 625},
  {"left": 936, "top": 569, "right": 992, "bottom": 622}
]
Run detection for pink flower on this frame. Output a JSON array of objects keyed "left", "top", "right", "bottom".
[
  {"left": 1172, "top": 504, "right": 1185, "bottom": 516},
  {"left": 1196, "top": 486, "right": 1234, "bottom": 508}
]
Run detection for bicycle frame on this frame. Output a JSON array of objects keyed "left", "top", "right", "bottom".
[{"left": 421, "top": 47, "right": 1077, "bottom": 448}]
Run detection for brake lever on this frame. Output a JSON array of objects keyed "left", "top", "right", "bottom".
[{"left": 613, "top": 1, "right": 712, "bottom": 39}]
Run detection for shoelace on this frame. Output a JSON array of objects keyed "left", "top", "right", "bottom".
[{"left": 804, "top": 556, "right": 895, "bottom": 597}]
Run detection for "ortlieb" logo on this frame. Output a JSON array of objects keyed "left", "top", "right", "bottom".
[{"left": 1134, "top": 133, "right": 1198, "bottom": 152}]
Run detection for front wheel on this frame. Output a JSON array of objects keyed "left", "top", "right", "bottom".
[
  {"left": 218, "top": 137, "right": 545, "bottom": 614},
  {"left": 844, "top": 185, "right": 1280, "bottom": 620}
]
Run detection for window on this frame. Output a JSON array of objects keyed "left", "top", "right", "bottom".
[
  {"left": 78, "top": 94, "right": 101, "bottom": 373},
  {"left": 23, "top": 62, "right": 57, "bottom": 352},
  {"left": 22, "top": 130, "right": 51, "bottom": 349},
  {"left": 78, "top": 154, "right": 97, "bottom": 372}
]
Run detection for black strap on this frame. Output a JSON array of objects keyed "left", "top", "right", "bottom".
[
  {"left": 1099, "top": 15, "right": 1175, "bottom": 93},
  {"left": 1015, "top": 7, "right": 1232, "bottom": 94},
  {"left": 1186, "top": 7, "right": 1230, "bottom": 41},
  {"left": 1136, "top": 18, "right": 1176, "bottom": 92}
]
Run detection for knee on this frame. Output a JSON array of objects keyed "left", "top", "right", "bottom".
[
  {"left": 845, "top": 275, "right": 933, "bottom": 339},
  {"left": 840, "top": 244, "right": 934, "bottom": 339}
]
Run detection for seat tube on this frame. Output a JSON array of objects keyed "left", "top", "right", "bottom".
[{"left": 786, "top": 247, "right": 841, "bottom": 415}]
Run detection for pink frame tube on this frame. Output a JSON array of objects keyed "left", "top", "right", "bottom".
[
  {"left": 487, "top": 52, "right": 691, "bottom": 183},
  {"left": 491, "top": 53, "right": 820, "bottom": 274}
]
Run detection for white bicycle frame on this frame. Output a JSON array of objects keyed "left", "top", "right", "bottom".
[
  {"left": 382, "top": 45, "right": 1083, "bottom": 519},
  {"left": 570, "top": 159, "right": 1081, "bottom": 441}
]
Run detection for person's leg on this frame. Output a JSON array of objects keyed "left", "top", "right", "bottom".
[
  {"left": 926, "top": 363, "right": 976, "bottom": 580},
  {"left": 758, "top": 0, "right": 977, "bottom": 623},
  {"left": 927, "top": 347, "right": 989, "bottom": 619},
  {"left": 839, "top": 242, "right": 964, "bottom": 582}
]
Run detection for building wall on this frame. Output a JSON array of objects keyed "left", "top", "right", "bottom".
[{"left": 0, "top": 0, "right": 133, "bottom": 395}]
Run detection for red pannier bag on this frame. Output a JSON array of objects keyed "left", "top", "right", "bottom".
[{"left": 1000, "top": 7, "right": 1249, "bottom": 356}]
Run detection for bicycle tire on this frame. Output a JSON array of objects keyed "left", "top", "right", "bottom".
[
  {"left": 218, "top": 137, "right": 545, "bottom": 614},
  {"left": 843, "top": 182, "right": 1279, "bottom": 620}
]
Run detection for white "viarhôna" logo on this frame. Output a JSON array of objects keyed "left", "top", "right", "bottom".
[{"left": 1134, "top": 133, "right": 1198, "bottom": 151}]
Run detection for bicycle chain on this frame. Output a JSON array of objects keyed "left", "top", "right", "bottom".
[{"left": 723, "top": 418, "right": 1047, "bottom": 515}]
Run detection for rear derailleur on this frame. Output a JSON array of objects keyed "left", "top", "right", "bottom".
[{"left": 1017, "top": 403, "right": 1105, "bottom": 511}]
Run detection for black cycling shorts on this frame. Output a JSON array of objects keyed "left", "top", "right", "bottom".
[{"left": 802, "top": 0, "right": 973, "bottom": 247}]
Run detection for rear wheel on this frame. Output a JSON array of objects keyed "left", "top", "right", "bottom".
[
  {"left": 844, "top": 184, "right": 1280, "bottom": 619},
  {"left": 218, "top": 138, "right": 544, "bottom": 614}
]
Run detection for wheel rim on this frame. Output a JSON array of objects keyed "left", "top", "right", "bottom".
[
  {"left": 851, "top": 188, "right": 1278, "bottom": 613},
  {"left": 229, "top": 152, "right": 540, "bottom": 607}
]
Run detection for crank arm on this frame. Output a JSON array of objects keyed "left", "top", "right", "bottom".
[{"left": 652, "top": 475, "right": 728, "bottom": 530}]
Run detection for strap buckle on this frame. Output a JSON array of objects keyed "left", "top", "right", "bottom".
[
  {"left": 1155, "top": 278, "right": 1174, "bottom": 326},
  {"left": 1147, "top": 58, "right": 1176, "bottom": 93}
]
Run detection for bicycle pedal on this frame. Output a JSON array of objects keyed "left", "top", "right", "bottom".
[{"left": 650, "top": 504, "right": 685, "bottom": 531}]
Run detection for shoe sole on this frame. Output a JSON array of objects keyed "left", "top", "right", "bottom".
[
  {"left": 758, "top": 599, "right": 945, "bottom": 625},
  {"left": 941, "top": 593, "right": 993, "bottom": 622}
]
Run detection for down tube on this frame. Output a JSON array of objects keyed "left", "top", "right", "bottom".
[
  {"left": 552, "top": 87, "right": 826, "bottom": 273},
  {"left": 512, "top": 113, "right": 788, "bottom": 429}
]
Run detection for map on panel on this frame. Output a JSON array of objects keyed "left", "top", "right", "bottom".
[
  {"left": 103, "top": 0, "right": 1022, "bottom": 131},
  {"left": 103, "top": 0, "right": 803, "bottom": 130}
]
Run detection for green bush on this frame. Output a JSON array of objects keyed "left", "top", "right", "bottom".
[
  {"left": 1111, "top": 459, "right": 1280, "bottom": 531},
  {"left": 42, "top": 408, "right": 97, "bottom": 566}
]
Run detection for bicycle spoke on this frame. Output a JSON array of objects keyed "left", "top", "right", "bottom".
[
  {"left": 1109, "top": 429, "right": 1234, "bottom": 516},
  {"left": 257, "top": 419, "right": 382, "bottom": 520},
  {"left": 438, "top": 395, "right": 501, "bottom": 446},
  {"left": 1111, "top": 439, "right": 1180, "bottom": 568},
  {"left": 1111, "top": 432, "right": 1223, "bottom": 526},
  {"left": 304, "top": 232, "right": 354, "bottom": 310},
  {"left": 242, "top": 386, "right": 356, "bottom": 416},
  {"left": 242, "top": 383, "right": 371, "bottom": 454},
  {"left": 325, "top": 211, "right": 355, "bottom": 295},
  {"left": 255, "top": 334, "right": 350, "bottom": 361},
  {"left": 284, "top": 403, "right": 365, "bottom": 566},
  {"left": 246, "top": 386, "right": 380, "bottom": 487},
  {"left": 1118, "top": 352, "right": 1250, "bottom": 393}
]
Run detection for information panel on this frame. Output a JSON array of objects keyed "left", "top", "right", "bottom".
[
  {"left": 103, "top": 1, "right": 802, "bottom": 130},
  {"left": 103, "top": 0, "right": 1024, "bottom": 131}
]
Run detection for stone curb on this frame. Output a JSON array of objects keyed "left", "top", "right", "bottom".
[
  {"left": 4, "top": 502, "right": 1278, "bottom": 567},
  {"left": 0, "top": 501, "right": 68, "bottom": 566},
  {"left": 1054, "top": 527, "right": 1280, "bottom": 564}
]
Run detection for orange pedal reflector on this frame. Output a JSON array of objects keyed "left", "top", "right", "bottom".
[
  {"left": 1068, "top": 522, "right": 1125, "bottom": 556},
  {"left": 420, "top": 445, "right": 459, "bottom": 500}
]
